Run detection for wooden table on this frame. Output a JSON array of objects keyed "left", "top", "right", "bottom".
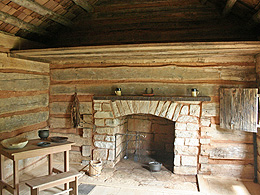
[{"left": 0, "top": 139, "right": 75, "bottom": 195}]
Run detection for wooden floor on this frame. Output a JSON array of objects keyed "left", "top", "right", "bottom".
[{"left": 2, "top": 160, "right": 260, "bottom": 195}]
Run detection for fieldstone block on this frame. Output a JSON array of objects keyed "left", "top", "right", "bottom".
[
  {"left": 94, "top": 141, "right": 115, "bottom": 149},
  {"left": 116, "top": 101, "right": 125, "bottom": 115},
  {"left": 174, "top": 138, "right": 185, "bottom": 146},
  {"left": 175, "top": 122, "right": 186, "bottom": 130},
  {"left": 111, "top": 102, "right": 120, "bottom": 118},
  {"left": 82, "top": 145, "right": 91, "bottom": 157},
  {"left": 105, "top": 118, "right": 121, "bottom": 127},
  {"left": 174, "top": 155, "right": 181, "bottom": 166},
  {"left": 199, "top": 156, "right": 208, "bottom": 164},
  {"left": 166, "top": 103, "right": 177, "bottom": 120},
  {"left": 121, "top": 101, "right": 132, "bottom": 115},
  {"left": 94, "top": 103, "right": 101, "bottom": 111},
  {"left": 185, "top": 138, "right": 199, "bottom": 146},
  {"left": 175, "top": 130, "right": 198, "bottom": 138},
  {"left": 102, "top": 103, "right": 112, "bottom": 111},
  {"left": 190, "top": 105, "right": 200, "bottom": 117},
  {"left": 201, "top": 117, "right": 211, "bottom": 127},
  {"left": 187, "top": 123, "right": 199, "bottom": 131},
  {"left": 180, "top": 105, "right": 189, "bottom": 115},
  {"left": 108, "top": 150, "right": 115, "bottom": 161},
  {"left": 82, "top": 128, "right": 92, "bottom": 138},
  {"left": 200, "top": 138, "right": 210, "bottom": 145},
  {"left": 94, "top": 111, "right": 114, "bottom": 119},
  {"left": 149, "top": 101, "right": 159, "bottom": 115},
  {"left": 155, "top": 101, "right": 165, "bottom": 116},
  {"left": 174, "top": 166, "right": 197, "bottom": 175},
  {"left": 105, "top": 135, "right": 115, "bottom": 142},
  {"left": 127, "top": 101, "right": 134, "bottom": 113},
  {"left": 182, "top": 156, "right": 197, "bottom": 166},
  {"left": 139, "top": 101, "right": 150, "bottom": 114},
  {"left": 177, "top": 116, "right": 199, "bottom": 124},
  {"left": 173, "top": 104, "right": 182, "bottom": 121},
  {"left": 160, "top": 101, "right": 171, "bottom": 117},
  {"left": 96, "top": 127, "right": 118, "bottom": 135},
  {"left": 93, "top": 149, "right": 108, "bottom": 160},
  {"left": 94, "top": 134, "right": 105, "bottom": 141},
  {"left": 95, "top": 119, "right": 105, "bottom": 126},
  {"left": 175, "top": 146, "right": 199, "bottom": 155}
]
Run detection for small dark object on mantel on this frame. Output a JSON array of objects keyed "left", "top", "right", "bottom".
[
  {"left": 143, "top": 88, "right": 154, "bottom": 96},
  {"left": 38, "top": 130, "right": 49, "bottom": 140}
]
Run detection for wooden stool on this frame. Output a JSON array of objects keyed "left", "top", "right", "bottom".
[{"left": 25, "top": 170, "right": 80, "bottom": 195}]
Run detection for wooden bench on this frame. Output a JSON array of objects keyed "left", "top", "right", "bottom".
[{"left": 25, "top": 170, "right": 81, "bottom": 195}]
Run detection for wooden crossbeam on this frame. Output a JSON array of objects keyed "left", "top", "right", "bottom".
[
  {"left": 10, "top": 0, "right": 73, "bottom": 27},
  {"left": 252, "top": 9, "right": 260, "bottom": 23},
  {"left": 223, "top": 0, "right": 237, "bottom": 16},
  {"left": 72, "top": 0, "right": 94, "bottom": 13},
  {"left": 0, "top": 11, "right": 52, "bottom": 37}
]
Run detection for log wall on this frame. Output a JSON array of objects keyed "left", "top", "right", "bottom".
[
  {"left": 50, "top": 54, "right": 257, "bottom": 178},
  {"left": 0, "top": 53, "right": 49, "bottom": 178},
  {"left": 0, "top": 53, "right": 50, "bottom": 139}
]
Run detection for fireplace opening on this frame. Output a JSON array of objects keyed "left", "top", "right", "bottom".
[{"left": 115, "top": 114, "right": 175, "bottom": 172}]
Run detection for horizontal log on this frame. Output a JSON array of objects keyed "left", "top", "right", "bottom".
[
  {"left": 50, "top": 62, "right": 255, "bottom": 69},
  {"left": 49, "top": 128, "right": 81, "bottom": 135},
  {"left": 0, "top": 90, "right": 48, "bottom": 98},
  {"left": 49, "top": 95, "right": 93, "bottom": 102},
  {"left": 0, "top": 111, "right": 49, "bottom": 133},
  {"left": 0, "top": 53, "right": 49, "bottom": 73},
  {"left": 50, "top": 102, "right": 92, "bottom": 115},
  {"left": 0, "top": 121, "right": 48, "bottom": 140},
  {"left": 0, "top": 94, "right": 48, "bottom": 115},
  {"left": 50, "top": 66, "right": 256, "bottom": 82},
  {"left": 0, "top": 107, "right": 49, "bottom": 118},
  {"left": 0, "top": 73, "right": 49, "bottom": 91},
  {"left": 0, "top": 69, "right": 49, "bottom": 76}
]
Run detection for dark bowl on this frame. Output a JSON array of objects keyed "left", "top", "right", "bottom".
[{"left": 38, "top": 130, "right": 49, "bottom": 140}]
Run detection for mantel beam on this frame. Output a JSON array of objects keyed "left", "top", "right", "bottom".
[
  {"left": 0, "top": 11, "right": 52, "bottom": 37},
  {"left": 223, "top": 0, "right": 237, "bottom": 16},
  {"left": 10, "top": 0, "right": 73, "bottom": 27},
  {"left": 72, "top": 0, "right": 94, "bottom": 13}
]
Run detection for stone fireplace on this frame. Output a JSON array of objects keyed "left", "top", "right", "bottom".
[{"left": 92, "top": 96, "right": 210, "bottom": 175}]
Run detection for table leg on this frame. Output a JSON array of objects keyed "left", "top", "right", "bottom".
[
  {"left": 13, "top": 160, "right": 19, "bottom": 195},
  {"left": 0, "top": 155, "right": 4, "bottom": 195},
  {"left": 64, "top": 150, "right": 69, "bottom": 190},
  {"left": 48, "top": 154, "right": 53, "bottom": 175}
]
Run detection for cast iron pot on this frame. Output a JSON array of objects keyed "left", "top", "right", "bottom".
[
  {"left": 38, "top": 130, "right": 49, "bottom": 140},
  {"left": 149, "top": 162, "right": 162, "bottom": 172}
]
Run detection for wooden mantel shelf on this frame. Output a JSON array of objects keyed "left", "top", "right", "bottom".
[{"left": 93, "top": 95, "right": 211, "bottom": 102}]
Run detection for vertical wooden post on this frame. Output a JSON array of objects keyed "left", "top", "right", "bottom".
[
  {"left": 0, "top": 155, "right": 4, "bottom": 195},
  {"left": 64, "top": 150, "right": 69, "bottom": 190},
  {"left": 48, "top": 154, "right": 53, "bottom": 175},
  {"left": 13, "top": 160, "right": 19, "bottom": 195}
]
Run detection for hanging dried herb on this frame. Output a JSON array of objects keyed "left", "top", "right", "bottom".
[{"left": 71, "top": 92, "right": 80, "bottom": 128}]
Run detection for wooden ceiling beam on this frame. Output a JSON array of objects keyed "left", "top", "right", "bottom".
[
  {"left": 0, "top": 11, "right": 52, "bottom": 37},
  {"left": 252, "top": 9, "right": 260, "bottom": 23},
  {"left": 10, "top": 0, "right": 73, "bottom": 27},
  {"left": 223, "top": 0, "right": 237, "bottom": 16},
  {"left": 72, "top": 0, "right": 94, "bottom": 13}
]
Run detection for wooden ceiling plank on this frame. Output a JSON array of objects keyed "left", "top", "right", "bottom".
[
  {"left": 72, "top": 0, "right": 94, "bottom": 13},
  {"left": 10, "top": 0, "right": 73, "bottom": 27},
  {"left": 0, "top": 11, "right": 52, "bottom": 37},
  {"left": 223, "top": 0, "right": 237, "bottom": 16}
]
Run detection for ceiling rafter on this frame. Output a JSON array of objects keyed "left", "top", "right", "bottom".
[
  {"left": 72, "top": 0, "right": 94, "bottom": 13},
  {"left": 223, "top": 0, "right": 237, "bottom": 16},
  {"left": 10, "top": 0, "right": 73, "bottom": 27},
  {"left": 0, "top": 11, "right": 52, "bottom": 37}
]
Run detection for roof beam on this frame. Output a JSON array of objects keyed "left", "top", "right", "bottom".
[
  {"left": 10, "top": 0, "right": 73, "bottom": 27},
  {"left": 0, "top": 11, "right": 52, "bottom": 37},
  {"left": 252, "top": 9, "right": 260, "bottom": 23},
  {"left": 72, "top": 0, "right": 94, "bottom": 13},
  {"left": 222, "top": 0, "right": 237, "bottom": 16}
]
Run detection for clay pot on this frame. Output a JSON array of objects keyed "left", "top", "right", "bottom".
[
  {"left": 38, "top": 130, "right": 49, "bottom": 140},
  {"left": 149, "top": 162, "right": 162, "bottom": 172}
]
